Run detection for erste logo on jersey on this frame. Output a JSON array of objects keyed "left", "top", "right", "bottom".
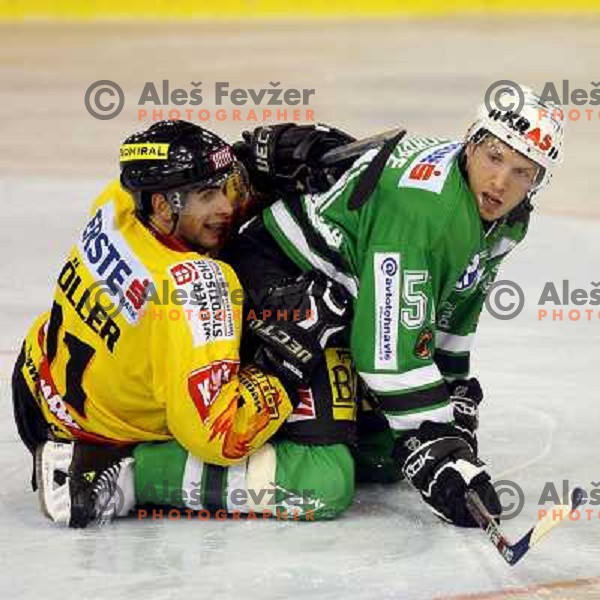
[
  {"left": 455, "top": 253, "right": 482, "bottom": 293},
  {"left": 169, "top": 259, "right": 236, "bottom": 346},
  {"left": 78, "top": 204, "right": 151, "bottom": 325},
  {"left": 188, "top": 359, "right": 240, "bottom": 422},
  {"left": 398, "top": 141, "right": 462, "bottom": 194}
]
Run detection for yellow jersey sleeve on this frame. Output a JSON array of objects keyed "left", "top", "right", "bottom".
[{"left": 151, "top": 258, "right": 293, "bottom": 465}]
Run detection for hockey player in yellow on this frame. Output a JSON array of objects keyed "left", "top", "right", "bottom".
[
  {"left": 15, "top": 122, "right": 296, "bottom": 462},
  {"left": 18, "top": 180, "right": 294, "bottom": 461},
  {"left": 13, "top": 121, "right": 354, "bottom": 527}
]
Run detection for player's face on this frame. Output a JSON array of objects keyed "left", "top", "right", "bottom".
[
  {"left": 465, "top": 136, "right": 540, "bottom": 222},
  {"left": 176, "top": 186, "right": 235, "bottom": 252}
]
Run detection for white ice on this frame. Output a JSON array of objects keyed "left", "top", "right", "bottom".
[{"left": 0, "top": 178, "right": 598, "bottom": 600}]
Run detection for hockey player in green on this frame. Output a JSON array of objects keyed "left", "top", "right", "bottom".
[
  {"left": 36, "top": 87, "right": 565, "bottom": 527},
  {"left": 214, "top": 86, "right": 564, "bottom": 526}
]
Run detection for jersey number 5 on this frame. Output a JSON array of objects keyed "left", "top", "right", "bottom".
[{"left": 401, "top": 271, "right": 428, "bottom": 329}]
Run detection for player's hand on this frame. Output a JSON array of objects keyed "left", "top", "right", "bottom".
[
  {"left": 395, "top": 421, "right": 501, "bottom": 527},
  {"left": 233, "top": 123, "right": 356, "bottom": 196},
  {"left": 448, "top": 378, "right": 483, "bottom": 455},
  {"left": 247, "top": 272, "right": 352, "bottom": 386}
]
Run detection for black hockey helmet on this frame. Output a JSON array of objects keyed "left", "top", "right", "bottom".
[{"left": 120, "top": 120, "right": 248, "bottom": 216}]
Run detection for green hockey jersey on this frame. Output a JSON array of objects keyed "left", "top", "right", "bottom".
[{"left": 263, "top": 135, "right": 529, "bottom": 434}]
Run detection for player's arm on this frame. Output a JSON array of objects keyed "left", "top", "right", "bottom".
[
  {"left": 434, "top": 214, "right": 531, "bottom": 448},
  {"left": 157, "top": 261, "right": 351, "bottom": 467},
  {"left": 434, "top": 256, "right": 504, "bottom": 381},
  {"left": 350, "top": 227, "right": 506, "bottom": 527},
  {"left": 245, "top": 271, "right": 352, "bottom": 386},
  {"left": 435, "top": 215, "right": 530, "bottom": 380},
  {"left": 154, "top": 260, "right": 296, "bottom": 466},
  {"left": 233, "top": 123, "right": 357, "bottom": 198}
]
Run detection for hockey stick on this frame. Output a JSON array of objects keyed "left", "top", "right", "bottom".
[
  {"left": 318, "top": 127, "right": 406, "bottom": 167},
  {"left": 466, "top": 486, "right": 585, "bottom": 566}
]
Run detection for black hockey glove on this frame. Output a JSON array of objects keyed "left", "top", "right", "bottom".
[
  {"left": 395, "top": 421, "right": 501, "bottom": 528},
  {"left": 246, "top": 272, "right": 352, "bottom": 387},
  {"left": 448, "top": 377, "right": 483, "bottom": 456},
  {"left": 233, "top": 123, "right": 356, "bottom": 196}
]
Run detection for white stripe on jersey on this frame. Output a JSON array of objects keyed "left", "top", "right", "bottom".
[
  {"left": 490, "top": 236, "right": 518, "bottom": 259},
  {"left": 385, "top": 402, "right": 454, "bottom": 431},
  {"left": 226, "top": 461, "right": 250, "bottom": 514},
  {"left": 182, "top": 452, "right": 205, "bottom": 511},
  {"left": 359, "top": 364, "right": 442, "bottom": 393},
  {"left": 270, "top": 201, "right": 359, "bottom": 297},
  {"left": 435, "top": 331, "right": 475, "bottom": 353}
]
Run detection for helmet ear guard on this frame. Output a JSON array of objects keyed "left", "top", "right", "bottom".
[
  {"left": 128, "top": 189, "right": 183, "bottom": 224},
  {"left": 165, "top": 189, "right": 186, "bottom": 213}
]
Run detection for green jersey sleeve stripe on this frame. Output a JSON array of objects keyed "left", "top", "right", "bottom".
[
  {"left": 377, "top": 382, "right": 448, "bottom": 412},
  {"left": 434, "top": 350, "right": 470, "bottom": 379},
  {"left": 286, "top": 196, "right": 351, "bottom": 275},
  {"left": 435, "top": 331, "right": 475, "bottom": 353},
  {"left": 266, "top": 201, "right": 359, "bottom": 297},
  {"left": 385, "top": 402, "right": 453, "bottom": 432},
  {"left": 359, "top": 364, "right": 443, "bottom": 393}
]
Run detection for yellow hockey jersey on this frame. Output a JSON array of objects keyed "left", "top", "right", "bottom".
[{"left": 20, "top": 180, "right": 292, "bottom": 465}]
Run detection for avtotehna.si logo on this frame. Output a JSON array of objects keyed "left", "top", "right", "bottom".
[{"left": 375, "top": 253, "right": 400, "bottom": 369}]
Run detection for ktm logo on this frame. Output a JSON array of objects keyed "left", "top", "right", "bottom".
[{"left": 187, "top": 360, "right": 240, "bottom": 422}]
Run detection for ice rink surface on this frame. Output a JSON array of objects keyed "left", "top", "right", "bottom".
[{"left": 1, "top": 17, "right": 599, "bottom": 600}]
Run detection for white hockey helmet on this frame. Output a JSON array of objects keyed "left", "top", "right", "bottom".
[{"left": 466, "top": 84, "right": 564, "bottom": 196}]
